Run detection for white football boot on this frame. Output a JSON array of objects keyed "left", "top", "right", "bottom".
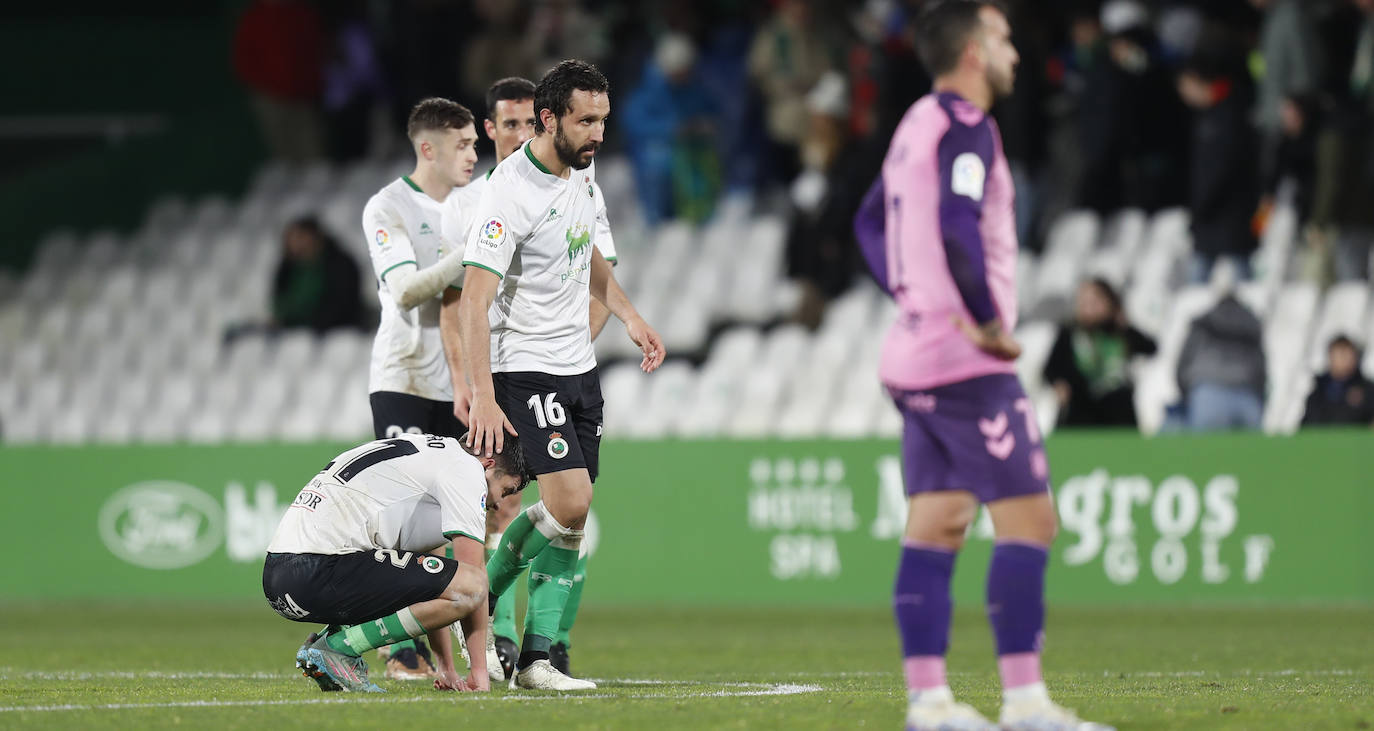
[
  {"left": 999, "top": 696, "right": 1116, "bottom": 731},
  {"left": 514, "top": 659, "right": 597, "bottom": 690},
  {"left": 905, "top": 692, "right": 999, "bottom": 731},
  {"left": 485, "top": 625, "right": 505, "bottom": 682}
]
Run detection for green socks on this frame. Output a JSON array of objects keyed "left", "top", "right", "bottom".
[
  {"left": 325, "top": 607, "right": 427, "bottom": 657},
  {"left": 488, "top": 546, "right": 519, "bottom": 640},
  {"left": 523, "top": 545, "right": 579, "bottom": 643},
  {"left": 555, "top": 552, "right": 588, "bottom": 648},
  {"left": 487, "top": 504, "right": 558, "bottom": 598}
]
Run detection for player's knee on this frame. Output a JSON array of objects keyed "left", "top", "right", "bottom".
[{"left": 441, "top": 564, "right": 487, "bottom": 616}]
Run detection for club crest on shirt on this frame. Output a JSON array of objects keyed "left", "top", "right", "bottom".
[
  {"left": 375, "top": 228, "right": 389, "bottom": 247},
  {"left": 480, "top": 218, "right": 505, "bottom": 249},
  {"left": 565, "top": 223, "right": 591, "bottom": 262}
]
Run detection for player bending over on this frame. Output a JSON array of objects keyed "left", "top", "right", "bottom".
[
  {"left": 458, "top": 60, "right": 665, "bottom": 691},
  {"left": 440, "top": 75, "right": 621, "bottom": 683},
  {"left": 262, "top": 433, "right": 530, "bottom": 693},
  {"left": 853, "top": 2, "right": 1113, "bottom": 730}
]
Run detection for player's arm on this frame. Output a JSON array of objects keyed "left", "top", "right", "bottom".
[
  {"left": 445, "top": 534, "right": 489, "bottom": 691},
  {"left": 853, "top": 175, "right": 893, "bottom": 295},
  {"left": 589, "top": 248, "right": 665, "bottom": 372},
  {"left": 439, "top": 288, "right": 471, "bottom": 424},
  {"left": 938, "top": 124, "right": 1020, "bottom": 360},
  {"left": 458, "top": 198, "right": 520, "bottom": 456},
  {"left": 364, "top": 200, "right": 467, "bottom": 311}
]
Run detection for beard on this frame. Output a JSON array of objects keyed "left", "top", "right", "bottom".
[
  {"left": 989, "top": 66, "right": 1016, "bottom": 99},
  {"left": 553, "top": 120, "right": 599, "bottom": 170}
]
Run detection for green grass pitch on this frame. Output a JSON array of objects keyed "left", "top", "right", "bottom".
[{"left": 1, "top": 602, "right": 1370, "bottom": 729}]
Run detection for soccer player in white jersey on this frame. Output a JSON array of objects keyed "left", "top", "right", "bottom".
[
  {"left": 262, "top": 433, "right": 531, "bottom": 693},
  {"left": 457, "top": 60, "right": 665, "bottom": 691},
  {"left": 359, "top": 97, "right": 480, "bottom": 680},
  {"left": 442, "top": 76, "right": 618, "bottom": 683}
]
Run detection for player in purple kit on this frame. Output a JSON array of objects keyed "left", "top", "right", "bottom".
[{"left": 854, "top": 2, "right": 1113, "bottom": 730}]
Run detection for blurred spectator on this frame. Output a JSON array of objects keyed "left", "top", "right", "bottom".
[
  {"left": 1302, "top": 335, "right": 1374, "bottom": 426},
  {"left": 232, "top": 0, "right": 327, "bottom": 165},
  {"left": 784, "top": 71, "right": 878, "bottom": 326},
  {"left": 1178, "top": 48, "right": 1261, "bottom": 283},
  {"left": 461, "top": 1, "right": 539, "bottom": 105},
  {"left": 748, "top": 0, "right": 835, "bottom": 185},
  {"left": 1250, "top": 0, "right": 1320, "bottom": 176},
  {"left": 1077, "top": 1, "right": 1189, "bottom": 214},
  {"left": 271, "top": 217, "right": 365, "bottom": 334},
  {"left": 1261, "top": 93, "right": 1319, "bottom": 224},
  {"left": 622, "top": 33, "right": 721, "bottom": 225},
  {"left": 321, "top": 1, "right": 390, "bottom": 163},
  {"left": 1044, "top": 279, "right": 1158, "bottom": 427},
  {"left": 1176, "top": 288, "right": 1267, "bottom": 431},
  {"left": 1309, "top": 0, "right": 1374, "bottom": 282},
  {"left": 527, "top": 0, "right": 610, "bottom": 76}
]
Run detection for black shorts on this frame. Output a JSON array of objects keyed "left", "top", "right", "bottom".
[
  {"left": 262, "top": 550, "right": 459, "bottom": 625},
  {"left": 493, "top": 369, "right": 603, "bottom": 480},
  {"left": 370, "top": 391, "right": 464, "bottom": 440}
]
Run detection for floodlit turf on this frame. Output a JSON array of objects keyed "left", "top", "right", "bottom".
[{"left": 1, "top": 602, "right": 1370, "bottom": 729}]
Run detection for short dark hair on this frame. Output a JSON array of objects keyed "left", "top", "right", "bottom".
[
  {"left": 486, "top": 77, "right": 537, "bottom": 121},
  {"left": 1329, "top": 334, "right": 1359, "bottom": 353},
  {"left": 406, "top": 97, "right": 475, "bottom": 140},
  {"left": 914, "top": 0, "right": 1006, "bottom": 78},
  {"left": 533, "top": 59, "right": 610, "bottom": 134},
  {"left": 460, "top": 431, "right": 534, "bottom": 495}
]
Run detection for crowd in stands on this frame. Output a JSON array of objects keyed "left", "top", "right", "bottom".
[{"left": 230, "top": 0, "right": 1374, "bottom": 431}]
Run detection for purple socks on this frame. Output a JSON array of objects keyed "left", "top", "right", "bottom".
[
  {"left": 987, "top": 541, "right": 1048, "bottom": 688},
  {"left": 894, "top": 541, "right": 956, "bottom": 691}
]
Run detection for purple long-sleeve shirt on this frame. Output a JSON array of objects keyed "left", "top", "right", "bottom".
[{"left": 854, "top": 91, "right": 1019, "bottom": 391}]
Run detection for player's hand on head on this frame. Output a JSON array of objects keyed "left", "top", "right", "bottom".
[
  {"left": 453, "top": 387, "right": 473, "bottom": 427},
  {"left": 951, "top": 316, "right": 1022, "bottom": 361},
  {"left": 626, "top": 316, "right": 666, "bottom": 373},
  {"left": 467, "top": 396, "right": 517, "bottom": 457}
]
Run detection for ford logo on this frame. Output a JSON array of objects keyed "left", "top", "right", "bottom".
[{"left": 98, "top": 481, "right": 224, "bottom": 570}]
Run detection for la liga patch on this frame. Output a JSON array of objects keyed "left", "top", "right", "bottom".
[
  {"left": 480, "top": 218, "right": 505, "bottom": 249},
  {"left": 374, "top": 228, "right": 389, "bottom": 246}
]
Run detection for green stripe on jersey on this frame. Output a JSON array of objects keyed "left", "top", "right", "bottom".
[
  {"left": 462, "top": 261, "right": 504, "bottom": 279},
  {"left": 444, "top": 530, "right": 482, "bottom": 543},
  {"left": 401, "top": 175, "right": 423, "bottom": 192},
  {"left": 524, "top": 143, "right": 554, "bottom": 176},
  {"left": 379, "top": 260, "right": 417, "bottom": 282}
]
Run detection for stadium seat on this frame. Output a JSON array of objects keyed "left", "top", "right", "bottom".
[{"left": 1014, "top": 320, "right": 1058, "bottom": 394}]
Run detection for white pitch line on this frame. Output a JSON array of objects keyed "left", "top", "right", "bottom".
[{"left": 0, "top": 682, "right": 824, "bottom": 713}]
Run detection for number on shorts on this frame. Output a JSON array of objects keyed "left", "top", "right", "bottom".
[
  {"left": 526, "top": 392, "right": 567, "bottom": 429},
  {"left": 384, "top": 425, "right": 423, "bottom": 438},
  {"left": 1013, "top": 398, "right": 1041, "bottom": 444},
  {"left": 336, "top": 438, "right": 420, "bottom": 482}
]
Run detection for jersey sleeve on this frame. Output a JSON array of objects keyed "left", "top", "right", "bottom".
[
  {"left": 436, "top": 458, "right": 487, "bottom": 545},
  {"left": 936, "top": 118, "right": 998, "bottom": 325},
  {"left": 462, "top": 178, "right": 524, "bottom": 280},
  {"left": 440, "top": 191, "right": 476, "bottom": 290},
  {"left": 591, "top": 182, "right": 617, "bottom": 263},
  {"left": 363, "top": 196, "right": 419, "bottom": 284},
  {"left": 853, "top": 175, "right": 889, "bottom": 294}
]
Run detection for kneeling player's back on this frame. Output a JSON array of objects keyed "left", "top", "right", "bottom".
[{"left": 267, "top": 434, "right": 487, "bottom": 556}]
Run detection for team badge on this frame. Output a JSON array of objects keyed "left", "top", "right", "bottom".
[
  {"left": 547, "top": 432, "right": 569, "bottom": 459},
  {"left": 420, "top": 556, "right": 445, "bottom": 574},
  {"left": 480, "top": 493, "right": 487, "bottom": 511},
  {"left": 950, "top": 152, "right": 986, "bottom": 202},
  {"left": 480, "top": 218, "right": 505, "bottom": 250},
  {"left": 375, "top": 228, "right": 389, "bottom": 246}
]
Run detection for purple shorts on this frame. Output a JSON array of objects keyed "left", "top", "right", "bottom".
[{"left": 888, "top": 373, "right": 1051, "bottom": 503}]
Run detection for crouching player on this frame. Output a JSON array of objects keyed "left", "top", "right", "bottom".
[{"left": 262, "top": 433, "right": 529, "bottom": 692}]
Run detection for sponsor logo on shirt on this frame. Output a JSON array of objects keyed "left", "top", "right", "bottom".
[
  {"left": 951, "top": 152, "right": 986, "bottom": 202},
  {"left": 480, "top": 218, "right": 505, "bottom": 249},
  {"left": 375, "top": 228, "right": 390, "bottom": 247},
  {"left": 548, "top": 208, "right": 560, "bottom": 221},
  {"left": 565, "top": 223, "right": 591, "bottom": 262},
  {"left": 419, "top": 222, "right": 433, "bottom": 235},
  {"left": 290, "top": 488, "right": 326, "bottom": 512}
]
